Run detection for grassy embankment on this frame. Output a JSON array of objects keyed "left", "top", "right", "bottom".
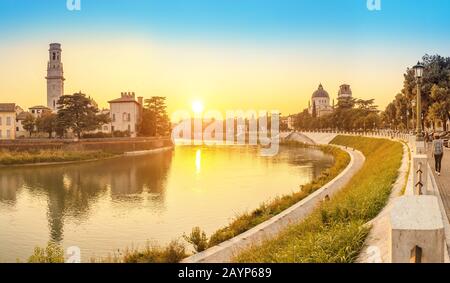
[
  {"left": 207, "top": 142, "right": 350, "bottom": 247},
  {"left": 235, "top": 136, "right": 403, "bottom": 263},
  {"left": 0, "top": 150, "right": 116, "bottom": 166},
  {"left": 25, "top": 142, "right": 350, "bottom": 263}
]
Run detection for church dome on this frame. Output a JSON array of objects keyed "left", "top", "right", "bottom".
[{"left": 312, "top": 84, "right": 329, "bottom": 98}]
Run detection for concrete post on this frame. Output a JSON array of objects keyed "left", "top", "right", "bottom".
[
  {"left": 415, "top": 140, "right": 426, "bottom": 154},
  {"left": 412, "top": 154, "right": 428, "bottom": 195},
  {"left": 390, "top": 196, "right": 445, "bottom": 263}
]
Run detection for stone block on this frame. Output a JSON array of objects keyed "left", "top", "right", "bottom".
[{"left": 390, "top": 195, "right": 445, "bottom": 263}]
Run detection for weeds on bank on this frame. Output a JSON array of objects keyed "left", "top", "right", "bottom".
[{"left": 0, "top": 150, "right": 114, "bottom": 165}]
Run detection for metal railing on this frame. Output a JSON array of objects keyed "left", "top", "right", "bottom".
[{"left": 415, "top": 162, "right": 424, "bottom": 195}]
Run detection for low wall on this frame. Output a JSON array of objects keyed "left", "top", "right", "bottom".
[{"left": 0, "top": 137, "right": 173, "bottom": 153}]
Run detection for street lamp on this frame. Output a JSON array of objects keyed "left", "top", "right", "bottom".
[
  {"left": 411, "top": 98, "right": 416, "bottom": 134},
  {"left": 413, "top": 62, "right": 425, "bottom": 141},
  {"left": 406, "top": 110, "right": 409, "bottom": 132}
]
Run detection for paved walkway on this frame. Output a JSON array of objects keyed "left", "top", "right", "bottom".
[
  {"left": 357, "top": 142, "right": 410, "bottom": 263},
  {"left": 428, "top": 146, "right": 450, "bottom": 223}
]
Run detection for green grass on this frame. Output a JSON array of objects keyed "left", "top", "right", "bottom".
[
  {"left": 235, "top": 136, "right": 403, "bottom": 263},
  {"left": 0, "top": 150, "right": 116, "bottom": 165},
  {"left": 90, "top": 241, "right": 188, "bottom": 263},
  {"left": 207, "top": 142, "right": 350, "bottom": 247}
]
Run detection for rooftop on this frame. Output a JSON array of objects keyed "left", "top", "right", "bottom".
[
  {"left": 312, "top": 84, "right": 329, "bottom": 98},
  {"left": 108, "top": 92, "right": 142, "bottom": 105},
  {"left": 0, "top": 103, "right": 16, "bottom": 113},
  {"left": 29, "top": 105, "right": 51, "bottom": 110}
]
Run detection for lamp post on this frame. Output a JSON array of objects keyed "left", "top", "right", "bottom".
[
  {"left": 413, "top": 62, "right": 425, "bottom": 141},
  {"left": 406, "top": 110, "right": 409, "bottom": 133},
  {"left": 411, "top": 98, "right": 416, "bottom": 134}
]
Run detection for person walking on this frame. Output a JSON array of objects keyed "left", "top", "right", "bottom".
[{"left": 432, "top": 133, "right": 444, "bottom": 176}]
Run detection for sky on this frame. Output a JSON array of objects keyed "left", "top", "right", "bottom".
[{"left": 0, "top": 0, "right": 449, "bottom": 116}]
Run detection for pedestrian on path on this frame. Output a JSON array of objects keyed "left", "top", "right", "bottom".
[{"left": 432, "top": 133, "right": 444, "bottom": 176}]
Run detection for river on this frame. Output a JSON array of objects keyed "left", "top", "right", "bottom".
[{"left": 0, "top": 145, "right": 333, "bottom": 262}]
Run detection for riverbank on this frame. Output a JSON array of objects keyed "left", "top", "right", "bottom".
[
  {"left": 235, "top": 136, "right": 403, "bottom": 263},
  {"left": 205, "top": 142, "right": 350, "bottom": 248},
  {"left": 0, "top": 150, "right": 117, "bottom": 166},
  {"left": 0, "top": 137, "right": 173, "bottom": 166},
  {"left": 102, "top": 142, "right": 350, "bottom": 263}
]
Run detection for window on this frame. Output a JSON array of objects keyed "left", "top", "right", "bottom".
[
  {"left": 112, "top": 114, "right": 116, "bottom": 122},
  {"left": 6, "top": 130, "right": 10, "bottom": 138},
  {"left": 128, "top": 124, "right": 131, "bottom": 132},
  {"left": 103, "top": 126, "right": 108, "bottom": 131},
  {"left": 16, "top": 127, "right": 19, "bottom": 131},
  {"left": 32, "top": 110, "right": 35, "bottom": 114},
  {"left": 6, "top": 117, "right": 11, "bottom": 126},
  {"left": 52, "top": 52, "right": 56, "bottom": 60},
  {"left": 128, "top": 113, "right": 131, "bottom": 121}
]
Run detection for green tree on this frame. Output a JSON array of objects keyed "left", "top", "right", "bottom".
[
  {"left": 36, "top": 112, "right": 57, "bottom": 138},
  {"left": 22, "top": 113, "right": 36, "bottom": 137},
  {"left": 399, "top": 54, "right": 450, "bottom": 129},
  {"left": 312, "top": 101, "right": 317, "bottom": 118},
  {"left": 336, "top": 96, "right": 356, "bottom": 110},
  {"left": 139, "top": 96, "right": 171, "bottom": 137},
  {"left": 428, "top": 84, "right": 450, "bottom": 131},
  {"left": 56, "top": 92, "right": 107, "bottom": 139}
]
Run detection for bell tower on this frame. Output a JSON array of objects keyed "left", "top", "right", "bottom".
[{"left": 46, "top": 43, "right": 65, "bottom": 111}]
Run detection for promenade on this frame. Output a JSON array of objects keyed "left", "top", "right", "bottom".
[{"left": 428, "top": 146, "right": 450, "bottom": 223}]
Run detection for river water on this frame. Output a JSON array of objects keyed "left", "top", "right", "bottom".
[{"left": 0, "top": 145, "right": 333, "bottom": 262}]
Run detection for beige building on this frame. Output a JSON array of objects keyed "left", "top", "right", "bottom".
[
  {"left": 308, "top": 84, "right": 333, "bottom": 117},
  {"left": 29, "top": 105, "right": 51, "bottom": 118},
  {"left": 108, "top": 92, "right": 143, "bottom": 137},
  {"left": 16, "top": 112, "right": 30, "bottom": 138},
  {"left": 0, "top": 103, "right": 16, "bottom": 140}
]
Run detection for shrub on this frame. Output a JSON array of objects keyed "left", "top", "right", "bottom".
[
  {"left": 183, "top": 227, "right": 209, "bottom": 253},
  {"left": 82, "top": 132, "right": 113, "bottom": 139},
  {"left": 112, "top": 130, "right": 131, "bottom": 138},
  {"left": 116, "top": 241, "right": 187, "bottom": 263},
  {"left": 27, "top": 242, "right": 65, "bottom": 263}
]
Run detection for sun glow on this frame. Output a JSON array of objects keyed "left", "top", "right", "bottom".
[{"left": 191, "top": 100, "right": 204, "bottom": 115}]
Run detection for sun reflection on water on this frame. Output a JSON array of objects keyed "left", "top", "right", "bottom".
[{"left": 195, "top": 149, "right": 202, "bottom": 174}]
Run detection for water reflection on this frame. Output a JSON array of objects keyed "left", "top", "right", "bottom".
[
  {"left": 0, "top": 146, "right": 332, "bottom": 262},
  {"left": 0, "top": 151, "right": 173, "bottom": 242}
]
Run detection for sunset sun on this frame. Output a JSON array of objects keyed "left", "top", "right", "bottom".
[{"left": 191, "top": 100, "right": 204, "bottom": 115}]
